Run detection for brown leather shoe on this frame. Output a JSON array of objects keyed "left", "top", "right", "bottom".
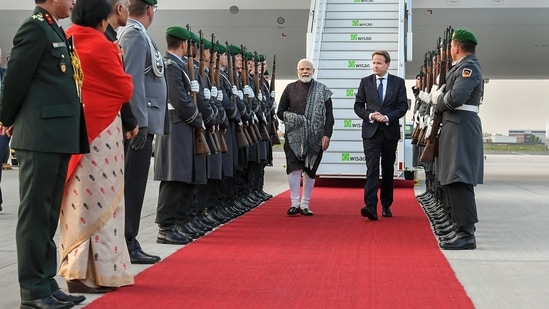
[{"left": 67, "top": 280, "right": 114, "bottom": 294}]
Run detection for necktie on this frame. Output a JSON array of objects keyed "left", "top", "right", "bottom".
[{"left": 377, "top": 77, "right": 384, "bottom": 102}]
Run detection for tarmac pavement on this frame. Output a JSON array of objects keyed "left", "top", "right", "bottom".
[{"left": 0, "top": 151, "right": 548, "bottom": 308}]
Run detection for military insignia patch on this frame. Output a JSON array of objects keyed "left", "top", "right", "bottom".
[
  {"left": 32, "top": 13, "right": 44, "bottom": 22},
  {"left": 462, "top": 68, "right": 472, "bottom": 78}
]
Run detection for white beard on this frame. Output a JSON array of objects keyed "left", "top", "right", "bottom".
[{"left": 299, "top": 76, "right": 312, "bottom": 83}]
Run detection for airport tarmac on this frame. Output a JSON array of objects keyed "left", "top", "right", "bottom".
[{"left": 0, "top": 151, "right": 548, "bottom": 308}]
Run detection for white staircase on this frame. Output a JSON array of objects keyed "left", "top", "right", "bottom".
[{"left": 307, "top": 0, "right": 408, "bottom": 177}]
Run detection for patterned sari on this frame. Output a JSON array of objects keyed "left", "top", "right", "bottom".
[{"left": 58, "top": 24, "right": 134, "bottom": 287}]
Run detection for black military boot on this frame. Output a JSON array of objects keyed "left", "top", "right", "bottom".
[{"left": 440, "top": 224, "right": 476, "bottom": 250}]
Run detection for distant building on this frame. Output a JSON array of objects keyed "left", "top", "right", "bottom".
[
  {"left": 489, "top": 135, "right": 516, "bottom": 143},
  {"left": 508, "top": 129, "right": 547, "bottom": 144}
]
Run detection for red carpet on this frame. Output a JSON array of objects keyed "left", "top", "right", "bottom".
[{"left": 86, "top": 187, "right": 473, "bottom": 309}]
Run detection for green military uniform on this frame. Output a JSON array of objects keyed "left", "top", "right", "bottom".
[{"left": 0, "top": 6, "right": 88, "bottom": 301}]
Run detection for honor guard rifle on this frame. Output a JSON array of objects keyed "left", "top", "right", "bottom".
[
  {"left": 198, "top": 30, "right": 220, "bottom": 153},
  {"left": 253, "top": 51, "right": 271, "bottom": 141},
  {"left": 240, "top": 45, "right": 260, "bottom": 143},
  {"left": 210, "top": 34, "right": 228, "bottom": 153},
  {"left": 185, "top": 24, "right": 210, "bottom": 155},
  {"left": 225, "top": 41, "right": 250, "bottom": 148},
  {"left": 420, "top": 26, "right": 454, "bottom": 162},
  {"left": 269, "top": 54, "right": 280, "bottom": 144}
]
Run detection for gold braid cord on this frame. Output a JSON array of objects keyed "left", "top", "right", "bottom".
[{"left": 70, "top": 49, "right": 84, "bottom": 102}]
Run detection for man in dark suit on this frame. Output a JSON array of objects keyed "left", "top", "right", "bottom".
[
  {"left": 0, "top": 1, "right": 89, "bottom": 308},
  {"left": 117, "top": 0, "right": 168, "bottom": 264},
  {"left": 354, "top": 50, "right": 408, "bottom": 220}
]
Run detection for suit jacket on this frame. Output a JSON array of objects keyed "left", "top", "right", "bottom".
[
  {"left": 0, "top": 6, "right": 88, "bottom": 154},
  {"left": 117, "top": 19, "right": 167, "bottom": 135},
  {"left": 354, "top": 73, "right": 408, "bottom": 140}
]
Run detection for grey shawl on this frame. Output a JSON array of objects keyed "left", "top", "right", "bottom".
[{"left": 284, "top": 80, "right": 332, "bottom": 169}]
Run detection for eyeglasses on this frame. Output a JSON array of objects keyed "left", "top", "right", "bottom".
[{"left": 150, "top": 5, "right": 158, "bottom": 12}]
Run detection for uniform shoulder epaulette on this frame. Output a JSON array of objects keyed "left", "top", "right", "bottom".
[
  {"left": 31, "top": 13, "right": 45, "bottom": 22},
  {"left": 165, "top": 59, "right": 173, "bottom": 66},
  {"left": 32, "top": 12, "right": 54, "bottom": 25}
]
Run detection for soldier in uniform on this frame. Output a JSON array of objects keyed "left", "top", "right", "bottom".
[
  {"left": 153, "top": 26, "right": 206, "bottom": 245},
  {"left": 430, "top": 29, "right": 484, "bottom": 250},
  {"left": 194, "top": 37, "right": 232, "bottom": 229},
  {"left": 117, "top": 0, "right": 167, "bottom": 264},
  {"left": 0, "top": 0, "right": 89, "bottom": 307},
  {"left": 212, "top": 43, "right": 254, "bottom": 220}
]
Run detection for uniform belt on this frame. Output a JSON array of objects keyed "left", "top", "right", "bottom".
[
  {"left": 455, "top": 105, "right": 479, "bottom": 113},
  {"left": 168, "top": 103, "right": 175, "bottom": 110}
]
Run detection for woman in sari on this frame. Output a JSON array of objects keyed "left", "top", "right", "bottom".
[{"left": 58, "top": 0, "right": 134, "bottom": 293}]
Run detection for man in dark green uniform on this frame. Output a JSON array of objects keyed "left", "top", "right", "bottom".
[{"left": 0, "top": 1, "right": 89, "bottom": 308}]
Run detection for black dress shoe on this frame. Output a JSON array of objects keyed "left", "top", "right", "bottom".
[
  {"left": 51, "top": 289, "right": 85, "bottom": 305},
  {"left": 66, "top": 280, "right": 114, "bottom": 294},
  {"left": 21, "top": 295, "right": 74, "bottom": 309},
  {"left": 382, "top": 207, "right": 392, "bottom": 218},
  {"left": 129, "top": 249, "right": 160, "bottom": 264},
  {"left": 440, "top": 235, "right": 476, "bottom": 250},
  {"left": 360, "top": 206, "right": 378, "bottom": 221},
  {"left": 300, "top": 208, "right": 314, "bottom": 216},
  {"left": 287, "top": 206, "right": 300, "bottom": 216},
  {"left": 157, "top": 227, "right": 193, "bottom": 245}
]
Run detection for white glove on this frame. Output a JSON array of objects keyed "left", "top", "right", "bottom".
[
  {"left": 216, "top": 90, "right": 223, "bottom": 101},
  {"left": 424, "top": 124, "right": 433, "bottom": 139},
  {"left": 200, "top": 121, "right": 206, "bottom": 130},
  {"left": 431, "top": 84, "right": 445, "bottom": 104},
  {"left": 191, "top": 80, "right": 199, "bottom": 93},
  {"left": 422, "top": 114, "right": 430, "bottom": 129},
  {"left": 243, "top": 85, "right": 252, "bottom": 96},
  {"left": 203, "top": 88, "right": 211, "bottom": 99},
  {"left": 270, "top": 90, "right": 276, "bottom": 98},
  {"left": 232, "top": 86, "right": 238, "bottom": 96},
  {"left": 252, "top": 113, "right": 258, "bottom": 123},
  {"left": 257, "top": 92, "right": 263, "bottom": 101},
  {"left": 210, "top": 86, "right": 218, "bottom": 99},
  {"left": 237, "top": 90, "right": 244, "bottom": 100},
  {"left": 272, "top": 102, "right": 277, "bottom": 109},
  {"left": 419, "top": 91, "right": 431, "bottom": 103}
]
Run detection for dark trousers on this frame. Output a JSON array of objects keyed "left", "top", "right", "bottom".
[
  {"left": 442, "top": 182, "right": 479, "bottom": 227},
  {"left": 16, "top": 150, "right": 70, "bottom": 300},
  {"left": 156, "top": 181, "right": 194, "bottom": 227},
  {"left": 124, "top": 134, "right": 154, "bottom": 251},
  {"left": 247, "top": 161, "right": 263, "bottom": 192},
  {"left": 219, "top": 176, "right": 235, "bottom": 206},
  {"left": 196, "top": 179, "right": 221, "bottom": 212},
  {"left": 363, "top": 130, "right": 398, "bottom": 208},
  {"left": 0, "top": 134, "right": 10, "bottom": 205}
]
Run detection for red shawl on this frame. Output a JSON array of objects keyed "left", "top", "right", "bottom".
[{"left": 65, "top": 24, "right": 133, "bottom": 178}]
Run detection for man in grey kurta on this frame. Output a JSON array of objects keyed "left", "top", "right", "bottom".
[{"left": 431, "top": 29, "right": 484, "bottom": 250}]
